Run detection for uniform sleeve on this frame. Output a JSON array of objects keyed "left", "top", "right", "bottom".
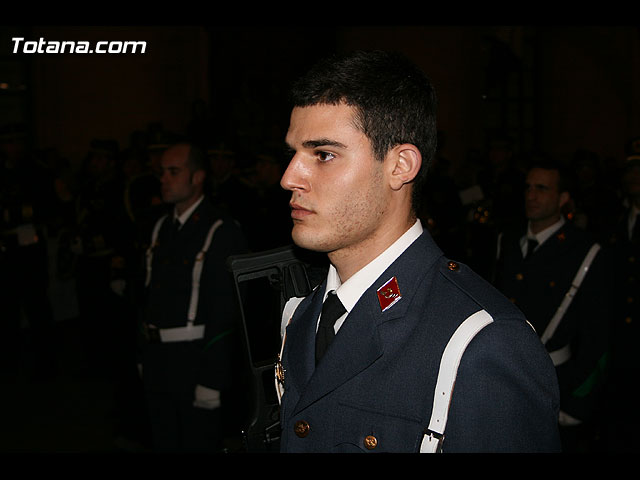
[{"left": 443, "top": 317, "right": 562, "bottom": 452}]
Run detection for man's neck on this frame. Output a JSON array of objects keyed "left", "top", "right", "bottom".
[
  {"left": 529, "top": 214, "right": 562, "bottom": 235},
  {"left": 175, "top": 194, "right": 204, "bottom": 220},
  {"left": 328, "top": 215, "right": 416, "bottom": 283}
]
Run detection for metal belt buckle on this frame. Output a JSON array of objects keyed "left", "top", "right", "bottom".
[{"left": 422, "top": 428, "right": 445, "bottom": 453}]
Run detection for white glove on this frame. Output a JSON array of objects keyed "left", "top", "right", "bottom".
[
  {"left": 110, "top": 279, "right": 126, "bottom": 296},
  {"left": 193, "top": 384, "right": 221, "bottom": 410}
]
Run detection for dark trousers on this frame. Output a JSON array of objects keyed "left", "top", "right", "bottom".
[{"left": 145, "top": 389, "right": 222, "bottom": 453}]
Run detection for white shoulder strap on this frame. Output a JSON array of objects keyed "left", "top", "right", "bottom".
[
  {"left": 280, "top": 296, "right": 306, "bottom": 338},
  {"left": 187, "top": 219, "right": 224, "bottom": 323},
  {"left": 145, "top": 214, "right": 168, "bottom": 287},
  {"left": 540, "top": 243, "right": 600, "bottom": 345},
  {"left": 420, "top": 309, "right": 494, "bottom": 453},
  {"left": 274, "top": 294, "right": 309, "bottom": 404}
]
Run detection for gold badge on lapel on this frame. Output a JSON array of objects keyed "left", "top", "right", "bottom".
[
  {"left": 556, "top": 232, "right": 566, "bottom": 242},
  {"left": 275, "top": 353, "right": 285, "bottom": 385},
  {"left": 377, "top": 276, "right": 402, "bottom": 312}
]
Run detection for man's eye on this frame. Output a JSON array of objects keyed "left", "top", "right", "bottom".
[{"left": 317, "top": 151, "right": 335, "bottom": 162}]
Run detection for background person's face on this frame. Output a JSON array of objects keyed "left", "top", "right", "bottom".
[
  {"left": 524, "top": 167, "right": 566, "bottom": 223},
  {"left": 159, "top": 146, "right": 198, "bottom": 208}
]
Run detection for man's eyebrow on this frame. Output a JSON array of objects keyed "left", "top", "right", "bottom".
[
  {"left": 301, "top": 138, "right": 347, "bottom": 149},
  {"left": 525, "top": 182, "right": 550, "bottom": 189}
]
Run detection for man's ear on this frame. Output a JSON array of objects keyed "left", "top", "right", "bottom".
[
  {"left": 192, "top": 169, "right": 206, "bottom": 187},
  {"left": 388, "top": 144, "right": 422, "bottom": 191},
  {"left": 558, "top": 191, "right": 570, "bottom": 209}
]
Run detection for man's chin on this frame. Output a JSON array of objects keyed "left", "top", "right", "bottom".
[{"left": 291, "top": 228, "right": 331, "bottom": 254}]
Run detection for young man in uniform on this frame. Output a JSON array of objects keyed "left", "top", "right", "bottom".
[
  {"left": 276, "top": 50, "right": 561, "bottom": 453},
  {"left": 494, "top": 158, "right": 612, "bottom": 451},
  {"left": 140, "top": 142, "right": 247, "bottom": 452}
]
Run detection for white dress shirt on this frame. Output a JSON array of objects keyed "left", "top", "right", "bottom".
[
  {"left": 320, "top": 219, "right": 424, "bottom": 333},
  {"left": 174, "top": 195, "right": 204, "bottom": 228},
  {"left": 520, "top": 216, "right": 565, "bottom": 258}
]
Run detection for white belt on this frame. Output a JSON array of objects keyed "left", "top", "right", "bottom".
[
  {"left": 148, "top": 324, "right": 205, "bottom": 342},
  {"left": 548, "top": 344, "right": 571, "bottom": 366}
]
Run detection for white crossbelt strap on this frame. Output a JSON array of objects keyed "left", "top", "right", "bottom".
[
  {"left": 145, "top": 214, "right": 168, "bottom": 287},
  {"left": 145, "top": 216, "right": 223, "bottom": 342},
  {"left": 540, "top": 243, "right": 600, "bottom": 365},
  {"left": 187, "top": 219, "right": 223, "bottom": 324},
  {"left": 420, "top": 309, "right": 494, "bottom": 453}
]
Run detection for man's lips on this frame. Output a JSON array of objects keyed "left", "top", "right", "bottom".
[{"left": 290, "top": 203, "right": 313, "bottom": 220}]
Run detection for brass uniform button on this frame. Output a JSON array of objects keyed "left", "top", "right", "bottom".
[
  {"left": 293, "top": 420, "right": 310, "bottom": 438},
  {"left": 625, "top": 316, "right": 633, "bottom": 324},
  {"left": 364, "top": 435, "right": 378, "bottom": 450},
  {"left": 549, "top": 281, "right": 556, "bottom": 288},
  {"left": 447, "top": 261, "right": 459, "bottom": 271},
  {"left": 515, "top": 273, "right": 524, "bottom": 281},
  {"left": 628, "top": 297, "right": 634, "bottom": 304}
]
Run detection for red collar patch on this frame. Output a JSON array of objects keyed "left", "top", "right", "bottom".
[{"left": 377, "top": 276, "right": 402, "bottom": 312}]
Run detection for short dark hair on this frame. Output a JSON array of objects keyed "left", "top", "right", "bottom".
[
  {"left": 175, "top": 142, "right": 207, "bottom": 176},
  {"left": 289, "top": 50, "right": 438, "bottom": 212},
  {"left": 526, "top": 154, "right": 572, "bottom": 195}
]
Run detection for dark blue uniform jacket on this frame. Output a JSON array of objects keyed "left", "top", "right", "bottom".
[{"left": 279, "top": 231, "right": 561, "bottom": 452}]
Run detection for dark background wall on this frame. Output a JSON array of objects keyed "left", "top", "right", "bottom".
[{"left": 1, "top": 25, "right": 638, "bottom": 171}]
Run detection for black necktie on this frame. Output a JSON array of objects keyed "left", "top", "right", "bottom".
[
  {"left": 315, "top": 291, "right": 346, "bottom": 364},
  {"left": 169, "top": 218, "right": 181, "bottom": 241},
  {"left": 525, "top": 238, "right": 538, "bottom": 259}
]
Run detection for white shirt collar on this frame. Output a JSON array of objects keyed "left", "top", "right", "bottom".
[
  {"left": 526, "top": 215, "right": 565, "bottom": 246},
  {"left": 325, "top": 219, "right": 423, "bottom": 313},
  {"left": 174, "top": 195, "right": 204, "bottom": 227}
]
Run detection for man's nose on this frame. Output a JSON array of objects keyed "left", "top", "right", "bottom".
[{"left": 280, "top": 155, "right": 309, "bottom": 192}]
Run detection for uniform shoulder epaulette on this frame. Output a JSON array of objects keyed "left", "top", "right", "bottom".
[{"left": 438, "top": 257, "right": 522, "bottom": 321}]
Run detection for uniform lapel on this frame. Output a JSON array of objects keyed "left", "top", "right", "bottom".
[
  {"left": 534, "top": 223, "right": 572, "bottom": 261},
  {"left": 293, "top": 295, "right": 385, "bottom": 414},
  {"left": 179, "top": 199, "right": 208, "bottom": 237},
  {"left": 289, "top": 231, "right": 443, "bottom": 415},
  {"left": 283, "top": 286, "right": 324, "bottom": 398}
]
